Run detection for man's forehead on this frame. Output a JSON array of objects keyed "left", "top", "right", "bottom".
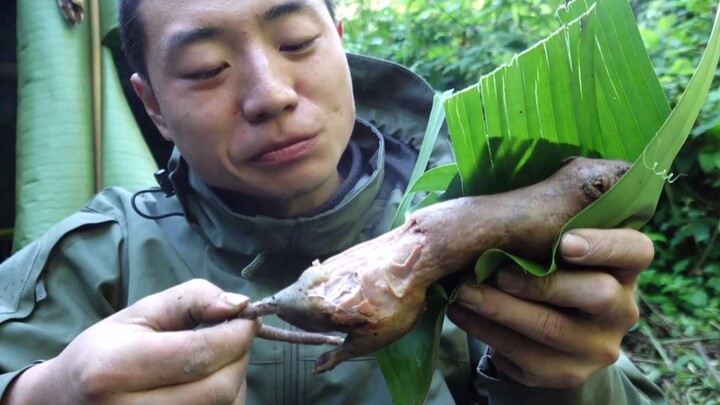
[
  {"left": 139, "top": 0, "right": 326, "bottom": 19},
  {"left": 138, "top": 0, "right": 331, "bottom": 60},
  {"left": 140, "top": 0, "right": 327, "bottom": 39}
]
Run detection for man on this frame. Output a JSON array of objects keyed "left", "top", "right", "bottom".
[{"left": 0, "top": 0, "right": 664, "bottom": 403}]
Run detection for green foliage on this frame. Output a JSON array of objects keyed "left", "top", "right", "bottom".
[
  {"left": 341, "top": 0, "right": 720, "bottom": 319},
  {"left": 340, "top": 0, "right": 563, "bottom": 90},
  {"left": 636, "top": 0, "right": 720, "bottom": 326},
  {"left": 340, "top": 0, "right": 720, "bottom": 402}
]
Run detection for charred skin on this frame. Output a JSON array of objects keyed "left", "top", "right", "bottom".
[{"left": 238, "top": 157, "right": 632, "bottom": 373}]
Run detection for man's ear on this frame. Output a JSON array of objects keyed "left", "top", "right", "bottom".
[
  {"left": 336, "top": 19, "right": 344, "bottom": 40},
  {"left": 130, "top": 73, "right": 172, "bottom": 142}
]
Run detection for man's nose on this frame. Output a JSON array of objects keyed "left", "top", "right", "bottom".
[{"left": 240, "top": 51, "right": 299, "bottom": 124}]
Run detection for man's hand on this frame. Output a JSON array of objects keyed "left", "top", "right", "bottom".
[
  {"left": 3, "top": 279, "right": 258, "bottom": 405},
  {"left": 447, "top": 228, "right": 654, "bottom": 388}
]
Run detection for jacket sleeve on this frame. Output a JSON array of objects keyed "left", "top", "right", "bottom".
[
  {"left": 0, "top": 213, "right": 124, "bottom": 398},
  {"left": 472, "top": 347, "right": 667, "bottom": 404}
]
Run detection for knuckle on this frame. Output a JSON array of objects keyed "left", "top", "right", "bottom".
[
  {"left": 516, "top": 361, "right": 588, "bottom": 388},
  {"left": 589, "top": 275, "right": 620, "bottom": 313},
  {"left": 472, "top": 285, "right": 501, "bottom": 319},
  {"left": 211, "top": 391, "right": 235, "bottom": 405},
  {"left": 515, "top": 369, "right": 540, "bottom": 387},
  {"left": 78, "top": 361, "right": 125, "bottom": 401},
  {"left": 623, "top": 300, "right": 641, "bottom": 329},
  {"left": 481, "top": 299, "right": 502, "bottom": 319},
  {"left": 212, "top": 363, "right": 246, "bottom": 405},
  {"left": 184, "top": 336, "right": 216, "bottom": 377},
  {"left": 517, "top": 365, "right": 580, "bottom": 388},
  {"left": 591, "top": 238, "right": 620, "bottom": 263},
  {"left": 599, "top": 343, "right": 621, "bottom": 366},
  {"left": 593, "top": 230, "right": 655, "bottom": 270},
  {"left": 186, "top": 278, "right": 216, "bottom": 291},
  {"left": 534, "top": 312, "right": 564, "bottom": 345},
  {"left": 636, "top": 236, "right": 655, "bottom": 268},
  {"left": 534, "top": 273, "right": 558, "bottom": 300},
  {"left": 496, "top": 337, "right": 522, "bottom": 358},
  {"left": 557, "top": 370, "right": 587, "bottom": 388}
]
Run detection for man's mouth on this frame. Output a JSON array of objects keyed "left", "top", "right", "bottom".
[{"left": 253, "top": 136, "right": 317, "bottom": 165}]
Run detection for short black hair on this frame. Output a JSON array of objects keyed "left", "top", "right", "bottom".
[{"left": 119, "top": 0, "right": 337, "bottom": 81}]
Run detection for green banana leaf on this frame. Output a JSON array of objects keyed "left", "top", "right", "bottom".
[
  {"left": 100, "top": 0, "right": 157, "bottom": 190},
  {"left": 14, "top": 1, "right": 157, "bottom": 251},
  {"left": 379, "top": 0, "right": 720, "bottom": 403},
  {"left": 101, "top": 46, "right": 158, "bottom": 190},
  {"left": 14, "top": 0, "right": 95, "bottom": 251}
]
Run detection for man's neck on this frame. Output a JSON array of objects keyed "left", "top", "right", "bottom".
[{"left": 215, "top": 140, "right": 362, "bottom": 218}]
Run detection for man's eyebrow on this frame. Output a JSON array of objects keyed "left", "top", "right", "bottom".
[
  {"left": 164, "top": 26, "right": 224, "bottom": 56},
  {"left": 163, "top": 1, "right": 315, "bottom": 56},
  {"left": 263, "top": 0, "right": 313, "bottom": 22}
]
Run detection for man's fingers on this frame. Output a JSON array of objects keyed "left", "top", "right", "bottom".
[
  {"left": 488, "top": 350, "right": 592, "bottom": 389},
  {"left": 448, "top": 228, "right": 653, "bottom": 389},
  {"left": 454, "top": 283, "right": 624, "bottom": 354},
  {"left": 79, "top": 279, "right": 259, "bottom": 394},
  {"left": 121, "top": 351, "right": 249, "bottom": 404},
  {"left": 446, "top": 305, "right": 602, "bottom": 388},
  {"left": 117, "top": 279, "right": 250, "bottom": 331},
  {"left": 559, "top": 229, "right": 654, "bottom": 283},
  {"left": 83, "top": 318, "right": 258, "bottom": 393},
  {"left": 494, "top": 266, "right": 637, "bottom": 319}
]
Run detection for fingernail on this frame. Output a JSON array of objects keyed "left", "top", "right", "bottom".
[
  {"left": 457, "top": 283, "right": 476, "bottom": 299},
  {"left": 456, "top": 283, "right": 482, "bottom": 309},
  {"left": 219, "top": 293, "right": 249, "bottom": 307},
  {"left": 496, "top": 265, "right": 527, "bottom": 293},
  {"left": 561, "top": 233, "right": 590, "bottom": 258}
]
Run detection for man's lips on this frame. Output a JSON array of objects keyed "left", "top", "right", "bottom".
[{"left": 252, "top": 135, "right": 317, "bottom": 165}]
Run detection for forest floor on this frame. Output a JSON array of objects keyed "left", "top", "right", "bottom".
[{"left": 623, "top": 298, "right": 720, "bottom": 405}]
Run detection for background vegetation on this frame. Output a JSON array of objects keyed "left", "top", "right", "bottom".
[
  {"left": 337, "top": 0, "right": 720, "bottom": 403},
  {"left": 0, "top": 0, "right": 716, "bottom": 402}
]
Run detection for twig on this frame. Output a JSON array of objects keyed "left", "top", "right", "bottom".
[
  {"left": 640, "top": 323, "right": 674, "bottom": 369},
  {"left": 691, "top": 218, "right": 719, "bottom": 274},
  {"left": 660, "top": 335, "right": 720, "bottom": 345},
  {"left": 662, "top": 182, "right": 681, "bottom": 218},
  {"left": 685, "top": 386, "right": 703, "bottom": 405},
  {"left": 638, "top": 291, "right": 675, "bottom": 326},
  {"left": 693, "top": 342, "right": 720, "bottom": 388},
  {"left": 630, "top": 356, "right": 665, "bottom": 365}
]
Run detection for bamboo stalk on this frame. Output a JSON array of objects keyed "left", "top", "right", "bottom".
[{"left": 89, "top": 0, "right": 102, "bottom": 192}]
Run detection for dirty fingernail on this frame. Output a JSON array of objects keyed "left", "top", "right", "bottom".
[
  {"left": 220, "top": 293, "right": 249, "bottom": 307},
  {"left": 496, "top": 265, "right": 527, "bottom": 293},
  {"left": 561, "top": 233, "right": 590, "bottom": 258}
]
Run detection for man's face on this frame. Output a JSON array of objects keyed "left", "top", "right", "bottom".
[{"left": 133, "top": 0, "right": 355, "bottom": 215}]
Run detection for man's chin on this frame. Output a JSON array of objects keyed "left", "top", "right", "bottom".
[{"left": 256, "top": 177, "right": 339, "bottom": 214}]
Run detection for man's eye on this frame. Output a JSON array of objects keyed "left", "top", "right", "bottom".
[
  {"left": 280, "top": 37, "right": 317, "bottom": 53},
  {"left": 185, "top": 64, "right": 228, "bottom": 80}
]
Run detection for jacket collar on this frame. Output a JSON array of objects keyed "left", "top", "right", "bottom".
[{"left": 167, "top": 120, "right": 385, "bottom": 259}]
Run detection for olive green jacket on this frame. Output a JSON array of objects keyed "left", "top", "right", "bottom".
[{"left": 0, "top": 54, "right": 665, "bottom": 404}]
